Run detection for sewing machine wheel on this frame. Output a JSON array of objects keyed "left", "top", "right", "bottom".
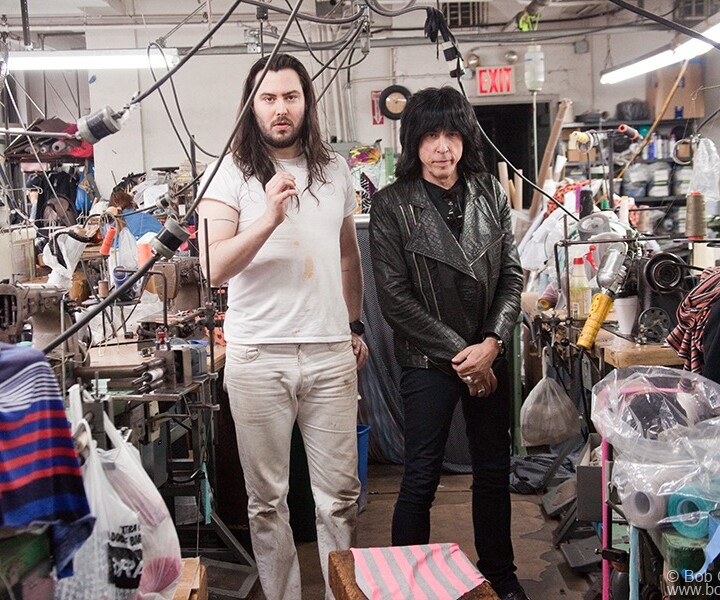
[
  {"left": 637, "top": 308, "right": 672, "bottom": 344},
  {"left": 644, "top": 253, "right": 686, "bottom": 293}
]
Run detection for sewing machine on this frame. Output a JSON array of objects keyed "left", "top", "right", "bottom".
[{"left": 0, "top": 283, "right": 78, "bottom": 359}]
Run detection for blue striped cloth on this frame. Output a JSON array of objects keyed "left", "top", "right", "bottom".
[{"left": 0, "top": 343, "right": 94, "bottom": 577}]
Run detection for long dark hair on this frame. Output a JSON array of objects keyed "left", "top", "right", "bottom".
[
  {"left": 395, "top": 86, "right": 486, "bottom": 181},
  {"left": 230, "top": 54, "right": 332, "bottom": 191}
]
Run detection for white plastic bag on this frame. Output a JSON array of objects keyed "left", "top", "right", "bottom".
[
  {"left": 520, "top": 347, "right": 582, "bottom": 446},
  {"left": 55, "top": 419, "right": 142, "bottom": 599},
  {"left": 101, "top": 413, "right": 183, "bottom": 599}
]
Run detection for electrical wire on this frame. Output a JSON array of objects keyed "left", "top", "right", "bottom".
[
  {"left": 181, "top": 0, "right": 305, "bottom": 221},
  {"left": 3, "top": 80, "right": 74, "bottom": 226},
  {"left": 146, "top": 44, "right": 193, "bottom": 163},
  {"left": 316, "top": 29, "right": 364, "bottom": 102},
  {"left": 42, "top": 0, "right": 307, "bottom": 356},
  {"left": 130, "top": 0, "right": 245, "bottom": 107},
  {"left": 313, "top": 21, "right": 367, "bottom": 85},
  {"left": 255, "top": 18, "right": 366, "bottom": 53},
  {"left": 607, "top": 0, "right": 720, "bottom": 52},
  {"left": 241, "top": 0, "right": 365, "bottom": 26},
  {"left": 147, "top": 42, "right": 219, "bottom": 159}
]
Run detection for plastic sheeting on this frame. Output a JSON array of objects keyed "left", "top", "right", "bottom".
[{"left": 356, "top": 219, "right": 472, "bottom": 470}]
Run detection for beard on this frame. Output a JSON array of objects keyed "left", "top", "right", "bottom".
[{"left": 259, "top": 119, "right": 302, "bottom": 149}]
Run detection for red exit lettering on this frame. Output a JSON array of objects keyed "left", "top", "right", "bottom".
[{"left": 477, "top": 66, "right": 515, "bottom": 96}]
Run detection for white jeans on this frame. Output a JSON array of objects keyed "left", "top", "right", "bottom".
[{"left": 225, "top": 341, "right": 360, "bottom": 600}]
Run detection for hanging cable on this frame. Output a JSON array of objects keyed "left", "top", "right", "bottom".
[{"left": 42, "top": 0, "right": 308, "bottom": 356}]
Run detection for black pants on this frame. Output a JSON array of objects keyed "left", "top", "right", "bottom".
[{"left": 391, "top": 359, "right": 519, "bottom": 596}]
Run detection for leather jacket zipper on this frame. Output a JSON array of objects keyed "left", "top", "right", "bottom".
[
  {"left": 399, "top": 205, "right": 434, "bottom": 314},
  {"left": 469, "top": 233, "right": 504, "bottom": 267}
]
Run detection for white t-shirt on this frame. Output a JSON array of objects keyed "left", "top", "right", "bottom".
[{"left": 200, "top": 153, "right": 357, "bottom": 345}]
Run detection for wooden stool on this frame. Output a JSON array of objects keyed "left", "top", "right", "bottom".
[{"left": 328, "top": 549, "right": 501, "bottom": 600}]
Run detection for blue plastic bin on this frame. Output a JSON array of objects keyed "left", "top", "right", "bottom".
[{"left": 357, "top": 424, "right": 371, "bottom": 512}]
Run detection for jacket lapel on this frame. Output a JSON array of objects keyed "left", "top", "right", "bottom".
[
  {"left": 460, "top": 177, "right": 501, "bottom": 262},
  {"left": 404, "top": 180, "right": 476, "bottom": 278}
]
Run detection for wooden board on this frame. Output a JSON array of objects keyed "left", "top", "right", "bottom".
[
  {"left": 88, "top": 341, "right": 225, "bottom": 371},
  {"left": 172, "top": 557, "right": 208, "bottom": 600}
]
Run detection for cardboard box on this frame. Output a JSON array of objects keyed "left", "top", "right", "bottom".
[
  {"left": 647, "top": 60, "right": 705, "bottom": 120},
  {"left": 172, "top": 558, "right": 208, "bottom": 600},
  {"left": 566, "top": 147, "right": 597, "bottom": 163},
  {"left": 576, "top": 433, "right": 603, "bottom": 522}
]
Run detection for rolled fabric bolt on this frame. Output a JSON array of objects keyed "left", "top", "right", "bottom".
[
  {"left": 625, "top": 490, "right": 667, "bottom": 530},
  {"left": 52, "top": 140, "right": 67, "bottom": 153},
  {"left": 100, "top": 226, "right": 116, "bottom": 256}
]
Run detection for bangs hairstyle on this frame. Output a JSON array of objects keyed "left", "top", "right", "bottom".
[
  {"left": 395, "top": 86, "right": 486, "bottom": 181},
  {"left": 230, "top": 53, "right": 332, "bottom": 193}
]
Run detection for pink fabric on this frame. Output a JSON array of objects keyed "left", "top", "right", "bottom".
[{"left": 351, "top": 543, "right": 486, "bottom": 600}]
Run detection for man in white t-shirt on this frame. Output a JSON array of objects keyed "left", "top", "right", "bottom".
[{"left": 197, "top": 54, "right": 368, "bottom": 600}]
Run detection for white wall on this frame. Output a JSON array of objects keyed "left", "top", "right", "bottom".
[{"left": 16, "top": 12, "right": 720, "bottom": 197}]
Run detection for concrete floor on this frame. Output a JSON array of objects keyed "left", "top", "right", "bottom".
[{"left": 217, "top": 463, "right": 593, "bottom": 600}]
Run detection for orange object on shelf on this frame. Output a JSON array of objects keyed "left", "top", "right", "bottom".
[{"left": 100, "top": 226, "right": 116, "bottom": 256}]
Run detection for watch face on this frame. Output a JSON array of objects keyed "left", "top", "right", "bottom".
[{"left": 379, "top": 85, "right": 411, "bottom": 120}]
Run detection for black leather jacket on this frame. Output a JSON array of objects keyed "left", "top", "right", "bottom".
[{"left": 369, "top": 173, "right": 523, "bottom": 372}]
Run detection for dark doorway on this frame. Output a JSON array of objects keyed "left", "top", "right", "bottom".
[{"left": 473, "top": 102, "right": 551, "bottom": 209}]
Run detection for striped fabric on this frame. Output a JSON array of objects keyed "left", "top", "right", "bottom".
[
  {"left": 0, "top": 343, "right": 94, "bottom": 577},
  {"left": 667, "top": 267, "right": 720, "bottom": 373},
  {"left": 351, "top": 543, "right": 486, "bottom": 600}
]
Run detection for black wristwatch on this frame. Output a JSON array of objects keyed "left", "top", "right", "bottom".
[{"left": 349, "top": 320, "right": 365, "bottom": 336}]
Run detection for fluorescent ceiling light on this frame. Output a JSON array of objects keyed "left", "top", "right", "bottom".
[
  {"left": 600, "top": 22, "right": 720, "bottom": 84},
  {"left": 7, "top": 48, "right": 179, "bottom": 71}
]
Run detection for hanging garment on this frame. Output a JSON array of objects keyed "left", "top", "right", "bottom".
[
  {"left": 667, "top": 267, "right": 720, "bottom": 373},
  {"left": 0, "top": 343, "right": 94, "bottom": 577}
]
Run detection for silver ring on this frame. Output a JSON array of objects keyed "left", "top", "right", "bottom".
[{"left": 464, "top": 376, "right": 473, "bottom": 383}]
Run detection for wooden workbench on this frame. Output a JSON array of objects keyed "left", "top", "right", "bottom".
[
  {"left": 521, "top": 291, "right": 682, "bottom": 369},
  {"left": 87, "top": 340, "right": 225, "bottom": 371}
]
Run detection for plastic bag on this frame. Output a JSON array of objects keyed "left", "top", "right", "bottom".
[
  {"left": 520, "top": 347, "right": 582, "bottom": 446},
  {"left": 55, "top": 419, "right": 142, "bottom": 599},
  {"left": 100, "top": 413, "right": 183, "bottom": 599},
  {"left": 689, "top": 138, "right": 720, "bottom": 213},
  {"left": 591, "top": 366, "right": 720, "bottom": 463}
]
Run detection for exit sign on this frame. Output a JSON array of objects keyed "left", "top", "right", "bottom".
[{"left": 476, "top": 66, "right": 515, "bottom": 96}]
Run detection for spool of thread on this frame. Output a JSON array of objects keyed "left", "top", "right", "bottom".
[
  {"left": 100, "top": 226, "right": 116, "bottom": 256},
  {"left": 625, "top": 490, "right": 667, "bottom": 530},
  {"left": 137, "top": 242, "right": 153, "bottom": 266},
  {"left": 668, "top": 489, "right": 720, "bottom": 539},
  {"left": 51, "top": 140, "right": 67, "bottom": 153},
  {"left": 686, "top": 191, "right": 707, "bottom": 240},
  {"left": 98, "top": 279, "right": 109, "bottom": 298},
  {"left": 692, "top": 243, "right": 716, "bottom": 269},
  {"left": 113, "top": 266, "right": 128, "bottom": 288}
]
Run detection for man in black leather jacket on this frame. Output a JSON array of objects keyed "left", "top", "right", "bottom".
[{"left": 369, "top": 87, "right": 527, "bottom": 600}]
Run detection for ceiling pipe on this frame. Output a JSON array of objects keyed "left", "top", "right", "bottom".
[
  {"left": 189, "top": 22, "right": 662, "bottom": 56},
  {"left": 19, "top": 0, "right": 32, "bottom": 48}
]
